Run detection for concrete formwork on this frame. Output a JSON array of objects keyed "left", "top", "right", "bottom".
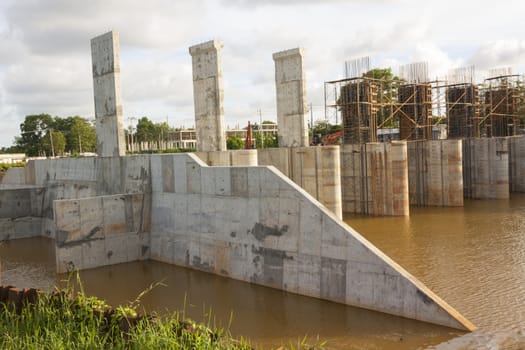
[
  {"left": 273, "top": 48, "right": 309, "bottom": 147},
  {"left": 407, "top": 140, "right": 464, "bottom": 207},
  {"left": 189, "top": 40, "right": 227, "bottom": 152},
  {"left": 91, "top": 31, "right": 126, "bottom": 157},
  {"left": 341, "top": 142, "right": 409, "bottom": 216},
  {"left": 508, "top": 136, "right": 525, "bottom": 192},
  {"left": 463, "top": 137, "right": 509, "bottom": 199},
  {"left": 149, "top": 153, "right": 474, "bottom": 331},
  {"left": 258, "top": 146, "right": 342, "bottom": 219}
]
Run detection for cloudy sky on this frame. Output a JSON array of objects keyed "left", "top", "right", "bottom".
[{"left": 0, "top": 0, "right": 524, "bottom": 147}]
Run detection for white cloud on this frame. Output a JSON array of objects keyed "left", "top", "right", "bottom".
[
  {"left": 467, "top": 40, "right": 525, "bottom": 71},
  {"left": 0, "top": 0, "right": 524, "bottom": 147}
]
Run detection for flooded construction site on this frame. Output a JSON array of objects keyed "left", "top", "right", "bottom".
[
  {"left": 2, "top": 32, "right": 525, "bottom": 349},
  {"left": 2, "top": 194, "right": 525, "bottom": 349}
]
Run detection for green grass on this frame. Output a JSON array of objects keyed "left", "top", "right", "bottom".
[{"left": 0, "top": 285, "right": 253, "bottom": 350}]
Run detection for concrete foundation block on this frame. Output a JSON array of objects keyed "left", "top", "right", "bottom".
[
  {"left": 104, "top": 234, "right": 128, "bottom": 264},
  {"left": 173, "top": 156, "right": 188, "bottom": 193},
  {"left": 0, "top": 219, "right": 15, "bottom": 240},
  {"left": 102, "top": 196, "right": 126, "bottom": 235},
  {"left": 321, "top": 256, "right": 347, "bottom": 303},
  {"left": 14, "top": 217, "right": 42, "bottom": 239},
  {"left": 56, "top": 244, "right": 82, "bottom": 274},
  {"left": 81, "top": 239, "right": 106, "bottom": 270},
  {"left": 186, "top": 160, "right": 201, "bottom": 193},
  {"left": 79, "top": 197, "right": 104, "bottom": 240},
  {"left": 298, "top": 199, "right": 322, "bottom": 256},
  {"left": 230, "top": 149, "right": 257, "bottom": 166}
]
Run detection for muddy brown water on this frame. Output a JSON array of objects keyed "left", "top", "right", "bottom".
[{"left": 3, "top": 195, "right": 525, "bottom": 349}]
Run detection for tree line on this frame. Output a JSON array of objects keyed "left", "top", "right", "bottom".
[{"left": 6, "top": 114, "right": 97, "bottom": 157}]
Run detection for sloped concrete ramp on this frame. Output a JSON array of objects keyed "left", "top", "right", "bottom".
[{"left": 150, "top": 153, "right": 475, "bottom": 331}]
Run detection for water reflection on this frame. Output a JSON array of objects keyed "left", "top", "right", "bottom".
[
  {"left": 0, "top": 238, "right": 458, "bottom": 349},
  {"left": 17, "top": 195, "right": 525, "bottom": 348}
]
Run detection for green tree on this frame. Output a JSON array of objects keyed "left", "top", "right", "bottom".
[
  {"left": 363, "top": 68, "right": 402, "bottom": 128},
  {"left": 40, "top": 129, "right": 66, "bottom": 156},
  {"left": 136, "top": 117, "right": 156, "bottom": 142},
  {"left": 69, "top": 117, "right": 96, "bottom": 153},
  {"left": 226, "top": 136, "right": 244, "bottom": 149},
  {"left": 17, "top": 114, "right": 54, "bottom": 156},
  {"left": 254, "top": 132, "right": 278, "bottom": 148}
]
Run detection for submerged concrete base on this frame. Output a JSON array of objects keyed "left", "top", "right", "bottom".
[
  {"left": 340, "top": 142, "right": 409, "bottom": 216},
  {"left": 463, "top": 138, "right": 509, "bottom": 199},
  {"left": 407, "top": 140, "right": 464, "bottom": 207}
]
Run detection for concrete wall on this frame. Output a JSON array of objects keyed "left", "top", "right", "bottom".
[
  {"left": 273, "top": 48, "right": 309, "bottom": 147},
  {"left": 91, "top": 31, "right": 126, "bottom": 157},
  {"left": 189, "top": 40, "right": 227, "bottom": 152},
  {"left": 508, "top": 136, "right": 525, "bottom": 192},
  {"left": 463, "top": 138, "right": 509, "bottom": 199},
  {"left": 54, "top": 193, "right": 150, "bottom": 273},
  {"left": 0, "top": 187, "right": 44, "bottom": 240},
  {"left": 195, "top": 149, "right": 258, "bottom": 166},
  {"left": 258, "top": 146, "right": 342, "bottom": 219},
  {"left": 149, "top": 152, "right": 473, "bottom": 331},
  {"left": 407, "top": 140, "right": 464, "bottom": 207},
  {"left": 13, "top": 156, "right": 151, "bottom": 238},
  {"left": 341, "top": 142, "right": 409, "bottom": 216}
]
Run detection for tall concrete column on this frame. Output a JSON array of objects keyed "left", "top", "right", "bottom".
[
  {"left": 91, "top": 31, "right": 126, "bottom": 157},
  {"left": 189, "top": 40, "right": 226, "bottom": 152},
  {"left": 273, "top": 48, "right": 309, "bottom": 148}
]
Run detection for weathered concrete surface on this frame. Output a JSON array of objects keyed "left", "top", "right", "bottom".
[
  {"left": 54, "top": 193, "right": 150, "bottom": 273},
  {"left": 463, "top": 137, "right": 509, "bottom": 199},
  {"left": 195, "top": 150, "right": 258, "bottom": 166},
  {"left": 91, "top": 31, "right": 126, "bottom": 157},
  {"left": 273, "top": 48, "right": 309, "bottom": 147},
  {"left": 150, "top": 153, "right": 474, "bottom": 330},
  {"left": 407, "top": 140, "right": 464, "bottom": 207},
  {"left": 258, "top": 146, "right": 342, "bottom": 219},
  {"left": 4, "top": 156, "right": 151, "bottom": 239},
  {"left": 189, "top": 40, "right": 226, "bottom": 152},
  {"left": 508, "top": 135, "right": 525, "bottom": 192},
  {"left": 0, "top": 187, "right": 44, "bottom": 240},
  {"left": 341, "top": 142, "right": 409, "bottom": 216}
]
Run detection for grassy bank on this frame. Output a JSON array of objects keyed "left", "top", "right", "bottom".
[{"left": 0, "top": 284, "right": 252, "bottom": 350}]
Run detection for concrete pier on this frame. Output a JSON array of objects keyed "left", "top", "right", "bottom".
[
  {"left": 273, "top": 48, "right": 309, "bottom": 147},
  {"left": 341, "top": 142, "right": 409, "bottom": 216},
  {"left": 91, "top": 31, "right": 126, "bottom": 157},
  {"left": 189, "top": 40, "right": 227, "bottom": 152},
  {"left": 407, "top": 140, "right": 464, "bottom": 207},
  {"left": 508, "top": 136, "right": 525, "bottom": 192},
  {"left": 463, "top": 137, "right": 509, "bottom": 199}
]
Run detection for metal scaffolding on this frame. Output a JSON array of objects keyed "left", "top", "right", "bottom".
[{"left": 481, "top": 74, "right": 523, "bottom": 137}]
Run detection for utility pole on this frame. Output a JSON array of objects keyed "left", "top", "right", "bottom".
[
  {"left": 79, "top": 135, "right": 82, "bottom": 154},
  {"left": 310, "top": 102, "right": 314, "bottom": 145},
  {"left": 49, "top": 129, "right": 55, "bottom": 158},
  {"left": 258, "top": 108, "right": 263, "bottom": 148}
]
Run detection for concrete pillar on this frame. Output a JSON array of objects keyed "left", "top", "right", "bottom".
[
  {"left": 189, "top": 40, "right": 226, "bottom": 152},
  {"left": 272, "top": 48, "right": 309, "bottom": 147},
  {"left": 230, "top": 150, "right": 258, "bottom": 166},
  {"left": 341, "top": 142, "right": 409, "bottom": 216},
  {"left": 289, "top": 146, "right": 342, "bottom": 219},
  {"left": 91, "top": 31, "right": 126, "bottom": 157},
  {"left": 407, "top": 140, "right": 463, "bottom": 206},
  {"left": 508, "top": 135, "right": 525, "bottom": 192},
  {"left": 463, "top": 137, "right": 509, "bottom": 199}
]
